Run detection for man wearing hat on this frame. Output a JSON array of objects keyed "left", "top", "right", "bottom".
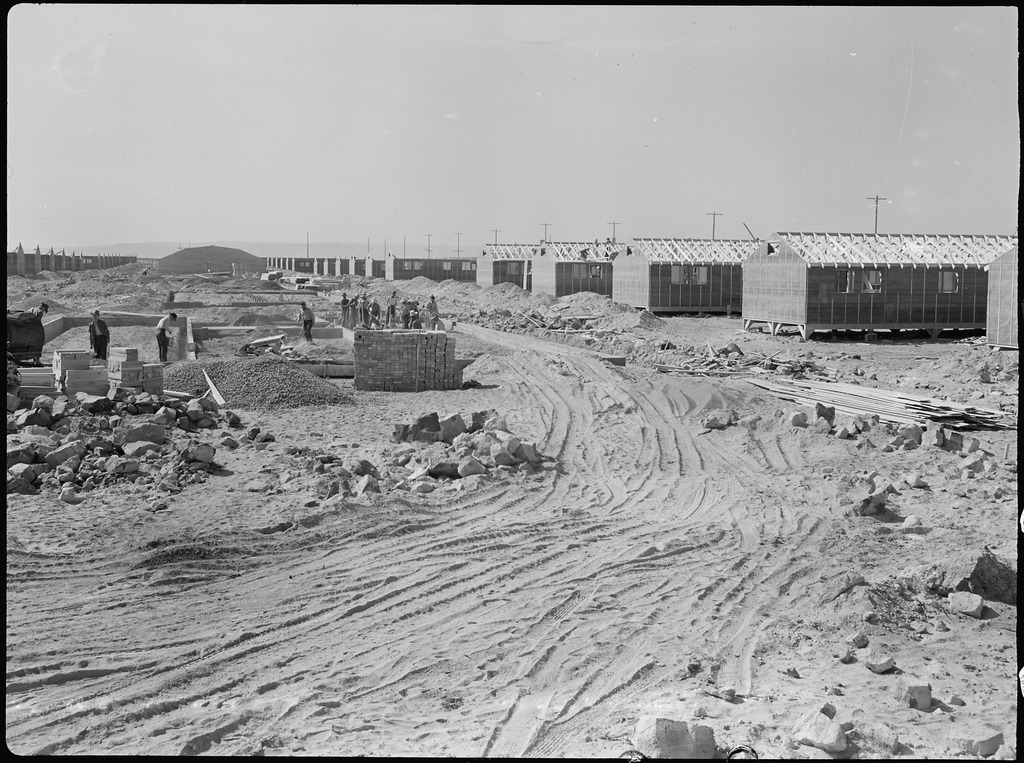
[
  {"left": 156, "top": 312, "right": 177, "bottom": 362},
  {"left": 297, "top": 301, "right": 315, "bottom": 342},
  {"left": 88, "top": 310, "right": 110, "bottom": 360}
]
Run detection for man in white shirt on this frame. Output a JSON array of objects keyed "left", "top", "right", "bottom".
[{"left": 156, "top": 312, "right": 177, "bottom": 362}]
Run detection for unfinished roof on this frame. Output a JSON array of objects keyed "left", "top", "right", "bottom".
[
  {"left": 774, "top": 233, "right": 1018, "bottom": 266},
  {"left": 485, "top": 242, "right": 624, "bottom": 261},
  {"left": 630, "top": 238, "right": 758, "bottom": 264}
]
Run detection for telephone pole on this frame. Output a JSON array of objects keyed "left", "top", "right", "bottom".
[
  {"left": 426, "top": 234, "right": 432, "bottom": 259},
  {"left": 866, "top": 195, "right": 888, "bottom": 234},
  {"left": 454, "top": 232, "right": 463, "bottom": 256},
  {"left": 541, "top": 223, "right": 551, "bottom": 243},
  {"left": 607, "top": 221, "right": 621, "bottom": 243},
  {"left": 491, "top": 229, "right": 501, "bottom": 245},
  {"left": 706, "top": 212, "right": 722, "bottom": 240}
]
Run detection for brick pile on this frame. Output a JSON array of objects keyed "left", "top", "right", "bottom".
[
  {"left": 353, "top": 330, "right": 462, "bottom": 392},
  {"left": 108, "top": 348, "right": 164, "bottom": 395}
]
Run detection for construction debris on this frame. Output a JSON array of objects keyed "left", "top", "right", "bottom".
[
  {"left": 747, "top": 378, "right": 1014, "bottom": 431},
  {"left": 656, "top": 343, "right": 838, "bottom": 379}
]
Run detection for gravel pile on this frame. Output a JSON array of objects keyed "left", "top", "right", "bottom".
[{"left": 164, "top": 356, "right": 352, "bottom": 410}]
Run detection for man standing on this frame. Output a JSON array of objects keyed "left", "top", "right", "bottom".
[
  {"left": 156, "top": 312, "right": 177, "bottom": 363},
  {"left": 297, "top": 301, "right": 315, "bottom": 342},
  {"left": 386, "top": 290, "right": 398, "bottom": 327},
  {"left": 88, "top": 310, "right": 110, "bottom": 360},
  {"left": 32, "top": 302, "right": 49, "bottom": 319},
  {"left": 425, "top": 295, "right": 441, "bottom": 330},
  {"left": 340, "top": 292, "right": 351, "bottom": 327},
  {"left": 367, "top": 297, "right": 382, "bottom": 329}
]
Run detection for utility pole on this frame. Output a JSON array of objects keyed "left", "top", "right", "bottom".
[
  {"left": 426, "top": 234, "right": 432, "bottom": 259},
  {"left": 607, "top": 221, "right": 621, "bottom": 243},
  {"left": 706, "top": 212, "right": 722, "bottom": 241},
  {"left": 455, "top": 232, "right": 463, "bottom": 256},
  {"left": 491, "top": 229, "right": 501, "bottom": 245},
  {"left": 541, "top": 223, "right": 551, "bottom": 243},
  {"left": 866, "top": 195, "right": 888, "bottom": 235}
]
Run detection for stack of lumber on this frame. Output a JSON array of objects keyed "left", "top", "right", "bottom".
[
  {"left": 140, "top": 364, "right": 164, "bottom": 395},
  {"left": 18, "top": 367, "right": 60, "bottom": 398},
  {"left": 656, "top": 343, "right": 837, "bottom": 380},
  {"left": 53, "top": 350, "right": 93, "bottom": 384},
  {"left": 747, "top": 378, "right": 1014, "bottom": 431},
  {"left": 63, "top": 368, "right": 110, "bottom": 396}
]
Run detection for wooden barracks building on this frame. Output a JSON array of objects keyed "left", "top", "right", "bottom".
[{"left": 741, "top": 232, "right": 1017, "bottom": 340}]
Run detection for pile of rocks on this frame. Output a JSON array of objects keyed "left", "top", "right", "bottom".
[
  {"left": 6, "top": 388, "right": 249, "bottom": 498},
  {"left": 270, "top": 410, "right": 549, "bottom": 504}
]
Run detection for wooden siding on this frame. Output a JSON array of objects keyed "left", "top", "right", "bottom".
[
  {"left": 804, "top": 264, "right": 988, "bottom": 330},
  {"left": 609, "top": 252, "right": 651, "bottom": 308},
  {"left": 390, "top": 258, "right": 478, "bottom": 282},
  {"left": 987, "top": 247, "right": 1018, "bottom": 348},
  {"left": 647, "top": 263, "right": 742, "bottom": 313},
  {"left": 490, "top": 260, "right": 531, "bottom": 290},
  {"left": 742, "top": 241, "right": 809, "bottom": 324},
  {"left": 553, "top": 261, "right": 613, "bottom": 298},
  {"left": 370, "top": 260, "right": 386, "bottom": 278}
]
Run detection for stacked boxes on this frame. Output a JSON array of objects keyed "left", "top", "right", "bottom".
[
  {"left": 53, "top": 350, "right": 93, "bottom": 384},
  {"left": 353, "top": 329, "right": 463, "bottom": 392}
]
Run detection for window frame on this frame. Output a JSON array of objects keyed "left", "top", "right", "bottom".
[{"left": 938, "top": 270, "right": 959, "bottom": 294}]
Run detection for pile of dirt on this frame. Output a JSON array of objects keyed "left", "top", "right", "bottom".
[
  {"left": 229, "top": 312, "right": 281, "bottom": 327},
  {"left": 7, "top": 297, "right": 71, "bottom": 313},
  {"left": 163, "top": 355, "right": 352, "bottom": 409}
]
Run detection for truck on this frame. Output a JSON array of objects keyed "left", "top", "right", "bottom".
[{"left": 5, "top": 310, "right": 47, "bottom": 366}]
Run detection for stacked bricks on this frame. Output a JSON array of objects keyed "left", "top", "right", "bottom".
[
  {"left": 107, "top": 347, "right": 151, "bottom": 393},
  {"left": 353, "top": 329, "right": 463, "bottom": 392}
]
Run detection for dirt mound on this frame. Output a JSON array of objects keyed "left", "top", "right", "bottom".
[
  {"left": 164, "top": 355, "right": 352, "bottom": 409},
  {"left": 229, "top": 312, "right": 281, "bottom": 327},
  {"left": 7, "top": 297, "right": 70, "bottom": 313}
]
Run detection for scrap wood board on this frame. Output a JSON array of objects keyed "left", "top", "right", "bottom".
[{"left": 747, "top": 378, "right": 1014, "bottom": 430}]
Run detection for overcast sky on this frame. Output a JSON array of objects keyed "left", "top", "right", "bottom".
[{"left": 6, "top": 5, "right": 1020, "bottom": 253}]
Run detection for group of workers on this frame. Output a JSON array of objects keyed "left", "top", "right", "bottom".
[{"left": 332, "top": 291, "right": 443, "bottom": 332}]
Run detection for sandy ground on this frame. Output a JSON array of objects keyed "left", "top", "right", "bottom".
[{"left": 6, "top": 267, "right": 1019, "bottom": 758}]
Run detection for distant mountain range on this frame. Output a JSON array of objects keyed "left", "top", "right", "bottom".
[{"left": 65, "top": 241, "right": 474, "bottom": 260}]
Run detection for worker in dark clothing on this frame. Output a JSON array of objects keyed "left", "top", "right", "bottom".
[
  {"left": 340, "top": 293, "right": 351, "bottom": 327},
  {"left": 425, "top": 295, "right": 441, "bottom": 330},
  {"left": 156, "top": 312, "right": 177, "bottom": 363},
  {"left": 32, "top": 302, "right": 50, "bottom": 319},
  {"left": 367, "top": 297, "right": 383, "bottom": 329},
  {"left": 297, "top": 302, "right": 315, "bottom": 342},
  {"left": 88, "top": 310, "right": 110, "bottom": 360}
]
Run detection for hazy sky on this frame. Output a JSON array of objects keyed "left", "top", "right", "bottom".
[{"left": 7, "top": 5, "right": 1020, "bottom": 253}]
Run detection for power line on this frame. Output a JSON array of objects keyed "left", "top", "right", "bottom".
[
  {"left": 706, "top": 212, "right": 722, "bottom": 240},
  {"left": 866, "top": 195, "right": 888, "bottom": 235}
]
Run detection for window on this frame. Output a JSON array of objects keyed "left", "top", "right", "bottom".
[
  {"left": 590, "top": 264, "right": 603, "bottom": 278},
  {"left": 442, "top": 261, "right": 452, "bottom": 271},
  {"left": 837, "top": 269, "right": 856, "bottom": 293},
  {"left": 693, "top": 266, "right": 709, "bottom": 285},
  {"left": 863, "top": 270, "right": 883, "bottom": 292},
  {"left": 939, "top": 271, "right": 959, "bottom": 293},
  {"left": 670, "top": 264, "right": 690, "bottom": 284},
  {"left": 412, "top": 261, "right": 423, "bottom": 271}
]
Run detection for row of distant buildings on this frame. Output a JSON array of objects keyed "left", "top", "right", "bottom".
[
  {"left": 264, "top": 232, "right": 1018, "bottom": 349},
  {"left": 7, "top": 244, "right": 137, "bottom": 275}
]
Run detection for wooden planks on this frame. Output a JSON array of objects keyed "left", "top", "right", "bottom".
[{"left": 747, "top": 378, "right": 1013, "bottom": 430}]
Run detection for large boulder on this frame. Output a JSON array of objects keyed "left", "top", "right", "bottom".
[
  {"left": 438, "top": 414, "right": 468, "bottom": 444},
  {"left": 908, "top": 549, "right": 1016, "bottom": 606},
  {"left": 631, "top": 717, "right": 716, "bottom": 759},
  {"left": 457, "top": 456, "right": 488, "bottom": 477},
  {"left": 75, "top": 393, "right": 113, "bottom": 414},
  {"left": 947, "top": 591, "right": 985, "bottom": 618},
  {"left": 791, "top": 707, "right": 847, "bottom": 753},
  {"left": 43, "top": 440, "right": 87, "bottom": 469},
  {"left": 16, "top": 407, "right": 51, "bottom": 429},
  {"left": 114, "top": 422, "right": 166, "bottom": 447}
]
